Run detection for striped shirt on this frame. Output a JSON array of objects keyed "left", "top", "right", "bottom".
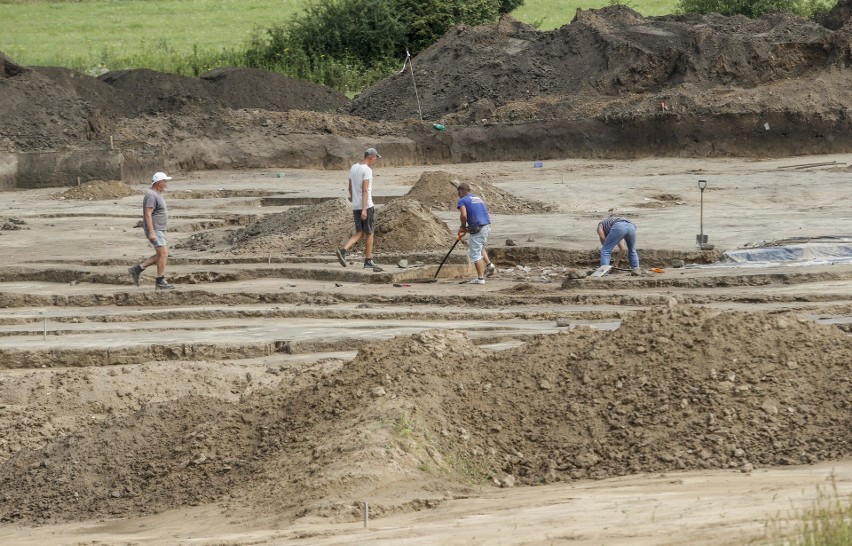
[{"left": 598, "top": 217, "right": 633, "bottom": 235}]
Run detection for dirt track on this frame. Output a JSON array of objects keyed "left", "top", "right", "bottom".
[{"left": 0, "top": 155, "right": 849, "bottom": 544}]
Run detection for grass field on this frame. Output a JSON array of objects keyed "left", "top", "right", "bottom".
[
  {"left": 514, "top": 0, "right": 678, "bottom": 29},
  {"left": 0, "top": 0, "right": 679, "bottom": 72}
]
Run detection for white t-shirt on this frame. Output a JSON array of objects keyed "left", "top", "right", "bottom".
[{"left": 349, "top": 162, "right": 374, "bottom": 210}]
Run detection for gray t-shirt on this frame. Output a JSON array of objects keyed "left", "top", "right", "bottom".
[{"left": 142, "top": 188, "right": 168, "bottom": 233}]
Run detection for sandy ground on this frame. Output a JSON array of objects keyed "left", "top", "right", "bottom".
[
  {"left": 0, "top": 154, "right": 850, "bottom": 545},
  {"left": 1, "top": 460, "right": 849, "bottom": 546}
]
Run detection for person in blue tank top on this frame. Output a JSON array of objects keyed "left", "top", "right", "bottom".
[{"left": 456, "top": 183, "right": 495, "bottom": 284}]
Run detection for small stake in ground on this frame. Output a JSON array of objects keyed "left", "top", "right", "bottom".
[{"left": 363, "top": 501, "right": 369, "bottom": 528}]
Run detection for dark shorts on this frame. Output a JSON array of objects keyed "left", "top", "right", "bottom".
[{"left": 353, "top": 207, "right": 375, "bottom": 234}]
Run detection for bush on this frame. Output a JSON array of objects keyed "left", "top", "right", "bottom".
[
  {"left": 498, "top": 0, "right": 526, "bottom": 13},
  {"left": 244, "top": 0, "right": 524, "bottom": 92},
  {"left": 676, "top": 0, "right": 836, "bottom": 18},
  {"left": 392, "top": 0, "right": 501, "bottom": 53}
]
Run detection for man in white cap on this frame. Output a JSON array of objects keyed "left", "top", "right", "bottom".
[
  {"left": 336, "top": 147, "right": 381, "bottom": 269},
  {"left": 129, "top": 171, "right": 175, "bottom": 289}
]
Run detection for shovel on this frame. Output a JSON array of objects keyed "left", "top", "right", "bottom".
[
  {"left": 433, "top": 232, "right": 464, "bottom": 279},
  {"left": 406, "top": 232, "right": 463, "bottom": 284}
]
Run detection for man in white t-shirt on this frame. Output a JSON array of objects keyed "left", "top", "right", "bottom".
[{"left": 336, "top": 147, "right": 381, "bottom": 268}]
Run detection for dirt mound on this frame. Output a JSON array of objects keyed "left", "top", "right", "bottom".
[
  {"left": 33, "top": 67, "right": 127, "bottom": 119},
  {"left": 0, "top": 307, "right": 848, "bottom": 524},
  {"left": 218, "top": 197, "right": 454, "bottom": 256},
  {"left": 0, "top": 51, "right": 25, "bottom": 78},
  {"left": 817, "top": 0, "right": 852, "bottom": 29},
  {"left": 97, "top": 67, "right": 350, "bottom": 118},
  {"left": 0, "top": 55, "right": 351, "bottom": 153},
  {"left": 201, "top": 67, "right": 349, "bottom": 112},
  {"left": 6, "top": 7, "right": 852, "bottom": 167},
  {"left": 53, "top": 180, "right": 137, "bottom": 200},
  {"left": 373, "top": 197, "right": 457, "bottom": 253},
  {"left": 405, "top": 170, "right": 556, "bottom": 213},
  {"left": 225, "top": 198, "right": 353, "bottom": 256},
  {"left": 98, "top": 68, "right": 223, "bottom": 117},
  {"left": 0, "top": 59, "right": 101, "bottom": 152},
  {"left": 350, "top": 8, "right": 850, "bottom": 121}
]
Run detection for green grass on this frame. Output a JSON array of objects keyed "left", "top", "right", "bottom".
[
  {"left": 0, "top": 0, "right": 679, "bottom": 73},
  {"left": 765, "top": 475, "right": 852, "bottom": 546},
  {"left": 514, "top": 0, "right": 678, "bottom": 30},
  {"left": 0, "top": 0, "right": 304, "bottom": 73}
]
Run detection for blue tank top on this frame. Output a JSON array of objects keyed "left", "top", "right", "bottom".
[{"left": 457, "top": 194, "right": 491, "bottom": 227}]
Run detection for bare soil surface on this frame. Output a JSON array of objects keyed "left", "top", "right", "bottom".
[
  {"left": 1, "top": 3, "right": 852, "bottom": 543},
  {"left": 0, "top": 156, "right": 849, "bottom": 545}
]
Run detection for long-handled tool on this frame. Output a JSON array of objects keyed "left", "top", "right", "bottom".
[
  {"left": 697, "top": 179, "right": 709, "bottom": 247},
  {"left": 434, "top": 232, "right": 464, "bottom": 279}
]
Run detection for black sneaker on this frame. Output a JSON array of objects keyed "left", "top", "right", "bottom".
[
  {"left": 485, "top": 263, "right": 496, "bottom": 277},
  {"left": 128, "top": 264, "right": 143, "bottom": 286},
  {"left": 363, "top": 259, "right": 376, "bottom": 269},
  {"left": 155, "top": 279, "right": 175, "bottom": 290},
  {"left": 336, "top": 248, "right": 347, "bottom": 267}
]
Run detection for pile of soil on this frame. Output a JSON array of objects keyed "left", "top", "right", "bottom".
[
  {"left": 372, "top": 197, "right": 457, "bottom": 253},
  {"left": 350, "top": 6, "right": 852, "bottom": 122},
  {"left": 228, "top": 198, "right": 354, "bottom": 256},
  {"left": 0, "top": 61, "right": 350, "bottom": 153},
  {"left": 200, "top": 67, "right": 349, "bottom": 113},
  {"left": 191, "top": 197, "right": 455, "bottom": 256},
  {"left": 0, "top": 306, "right": 847, "bottom": 523},
  {"left": 817, "top": 0, "right": 852, "bottom": 29},
  {"left": 53, "top": 180, "right": 137, "bottom": 200},
  {"left": 405, "top": 170, "right": 556, "bottom": 213},
  {"left": 4, "top": 3, "right": 852, "bottom": 167},
  {"left": 0, "top": 63, "right": 102, "bottom": 152}
]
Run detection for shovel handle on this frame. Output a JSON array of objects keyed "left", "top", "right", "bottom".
[{"left": 434, "top": 234, "right": 463, "bottom": 279}]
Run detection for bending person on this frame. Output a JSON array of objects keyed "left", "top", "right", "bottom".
[{"left": 597, "top": 216, "right": 640, "bottom": 274}]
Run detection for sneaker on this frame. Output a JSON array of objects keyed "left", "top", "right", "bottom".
[
  {"left": 631, "top": 268, "right": 643, "bottom": 277},
  {"left": 336, "top": 248, "right": 347, "bottom": 267},
  {"left": 363, "top": 259, "right": 376, "bottom": 269},
  {"left": 155, "top": 279, "right": 175, "bottom": 290},
  {"left": 468, "top": 278, "right": 485, "bottom": 285},
  {"left": 128, "top": 264, "right": 143, "bottom": 286},
  {"left": 485, "top": 263, "right": 496, "bottom": 277}
]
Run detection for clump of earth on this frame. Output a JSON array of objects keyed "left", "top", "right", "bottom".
[
  {"left": 182, "top": 196, "right": 456, "bottom": 256},
  {"left": 0, "top": 306, "right": 847, "bottom": 524},
  {"left": 405, "top": 170, "right": 556, "bottom": 213},
  {"left": 53, "top": 180, "right": 137, "bottom": 200}
]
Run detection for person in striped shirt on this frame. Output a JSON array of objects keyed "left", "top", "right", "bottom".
[{"left": 597, "top": 216, "right": 640, "bottom": 274}]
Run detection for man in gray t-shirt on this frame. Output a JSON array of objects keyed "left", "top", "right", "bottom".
[{"left": 128, "top": 172, "right": 175, "bottom": 289}]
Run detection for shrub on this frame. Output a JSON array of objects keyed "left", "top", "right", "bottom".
[{"left": 244, "top": 0, "right": 525, "bottom": 91}]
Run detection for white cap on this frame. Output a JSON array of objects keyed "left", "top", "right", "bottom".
[{"left": 151, "top": 171, "right": 172, "bottom": 185}]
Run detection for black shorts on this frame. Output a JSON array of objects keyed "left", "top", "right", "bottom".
[{"left": 353, "top": 207, "right": 375, "bottom": 234}]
